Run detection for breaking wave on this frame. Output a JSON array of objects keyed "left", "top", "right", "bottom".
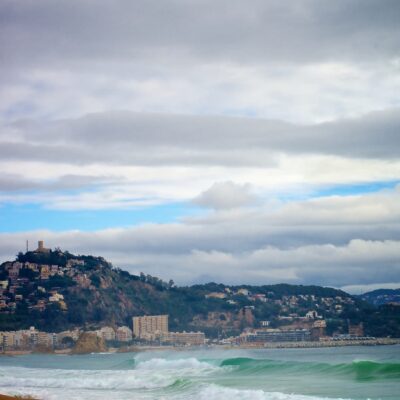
[
  {"left": 0, "top": 367, "right": 177, "bottom": 390},
  {"left": 1, "top": 349, "right": 399, "bottom": 399},
  {"left": 136, "top": 357, "right": 218, "bottom": 371},
  {"left": 220, "top": 357, "right": 400, "bottom": 381}
]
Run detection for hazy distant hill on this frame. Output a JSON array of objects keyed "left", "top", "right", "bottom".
[
  {"left": 358, "top": 289, "right": 400, "bottom": 306},
  {"left": 1, "top": 249, "right": 399, "bottom": 338}
]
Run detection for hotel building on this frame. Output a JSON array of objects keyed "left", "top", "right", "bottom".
[{"left": 132, "top": 315, "right": 168, "bottom": 339}]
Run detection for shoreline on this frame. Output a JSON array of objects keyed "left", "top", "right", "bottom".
[
  {"left": 235, "top": 337, "right": 400, "bottom": 349},
  {"left": 1, "top": 338, "right": 399, "bottom": 356}
]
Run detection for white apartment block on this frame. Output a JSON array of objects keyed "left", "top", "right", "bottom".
[{"left": 132, "top": 315, "right": 168, "bottom": 339}]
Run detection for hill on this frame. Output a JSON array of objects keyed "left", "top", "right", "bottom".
[
  {"left": 0, "top": 248, "right": 399, "bottom": 338},
  {"left": 358, "top": 289, "right": 400, "bottom": 306}
]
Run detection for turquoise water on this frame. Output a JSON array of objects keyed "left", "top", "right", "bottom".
[{"left": 0, "top": 345, "right": 399, "bottom": 399}]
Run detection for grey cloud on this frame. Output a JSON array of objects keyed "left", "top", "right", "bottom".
[
  {"left": 2, "top": 108, "right": 400, "bottom": 167},
  {"left": 1, "top": 1, "right": 399, "bottom": 127},
  {"left": 1, "top": 0, "right": 399, "bottom": 70},
  {"left": 0, "top": 173, "right": 114, "bottom": 192}
]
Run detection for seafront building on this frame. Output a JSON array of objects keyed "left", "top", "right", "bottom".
[
  {"left": 116, "top": 326, "right": 133, "bottom": 342},
  {"left": 244, "top": 328, "right": 312, "bottom": 343},
  {"left": 1, "top": 320, "right": 205, "bottom": 350},
  {"left": 132, "top": 314, "right": 169, "bottom": 339},
  {"left": 163, "top": 331, "right": 205, "bottom": 346},
  {"left": 0, "top": 326, "right": 53, "bottom": 350},
  {"left": 131, "top": 315, "right": 206, "bottom": 345}
]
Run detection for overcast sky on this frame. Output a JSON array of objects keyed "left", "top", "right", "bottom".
[{"left": 0, "top": 0, "right": 399, "bottom": 293}]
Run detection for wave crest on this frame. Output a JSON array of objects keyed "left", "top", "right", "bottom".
[
  {"left": 136, "top": 357, "right": 217, "bottom": 371},
  {"left": 220, "top": 357, "right": 400, "bottom": 381}
]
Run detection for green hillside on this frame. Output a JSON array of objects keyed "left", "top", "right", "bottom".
[{"left": 0, "top": 249, "right": 399, "bottom": 338}]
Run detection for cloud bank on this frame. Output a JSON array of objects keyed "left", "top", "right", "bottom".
[
  {"left": 1, "top": 1, "right": 399, "bottom": 291},
  {"left": 0, "top": 1, "right": 399, "bottom": 123},
  {"left": 1, "top": 186, "right": 399, "bottom": 290}
]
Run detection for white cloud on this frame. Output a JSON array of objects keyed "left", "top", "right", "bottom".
[
  {"left": 193, "top": 181, "right": 256, "bottom": 210},
  {"left": 1, "top": 110, "right": 399, "bottom": 210},
  {"left": 1, "top": 188, "right": 399, "bottom": 287},
  {"left": 2, "top": 61, "right": 400, "bottom": 124}
]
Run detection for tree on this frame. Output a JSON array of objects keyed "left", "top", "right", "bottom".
[
  {"left": 16, "top": 252, "right": 25, "bottom": 262},
  {"left": 61, "top": 336, "right": 75, "bottom": 347}
]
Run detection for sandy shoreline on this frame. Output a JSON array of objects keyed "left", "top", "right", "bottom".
[
  {"left": 1, "top": 338, "right": 399, "bottom": 356},
  {"left": 0, "top": 395, "right": 37, "bottom": 400}
]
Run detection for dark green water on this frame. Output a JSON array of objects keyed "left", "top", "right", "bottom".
[{"left": 0, "top": 345, "right": 399, "bottom": 399}]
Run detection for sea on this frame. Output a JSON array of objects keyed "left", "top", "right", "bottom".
[{"left": 0, "top": 345, "right": 399, "bottom": 400}]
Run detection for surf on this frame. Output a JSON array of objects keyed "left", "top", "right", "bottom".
[{"left": 220, "top": 357, "right": 400, "bottom": 381}]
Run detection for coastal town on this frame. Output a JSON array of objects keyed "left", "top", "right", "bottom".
[
  {"left": 0, "top": 315, "right": 206, "bottom": 352},
  {"left": 0, "top": 242, "right": 399, "bottom": 353},
  {"left": 1, "top": 312, "right": 398, "bottom": 354}
]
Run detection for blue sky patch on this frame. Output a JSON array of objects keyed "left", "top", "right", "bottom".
[
  {"left": 0, "top": 202, "right": 205, "bottom": 232},
  {"left": 313, "top": 180, "right": 399, "bottom": 197}
]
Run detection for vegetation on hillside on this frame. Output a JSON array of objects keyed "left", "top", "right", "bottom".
[{"left": 0, "top": 250, "right": 399, "bottom": 338}]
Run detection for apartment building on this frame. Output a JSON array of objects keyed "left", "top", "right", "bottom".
[{"left": 132, "top": 315, "right": 168, "bottom": 339}]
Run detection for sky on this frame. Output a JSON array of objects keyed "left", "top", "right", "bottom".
[{"left": 0, "top": 0, "right": 400, "bottom": 294}]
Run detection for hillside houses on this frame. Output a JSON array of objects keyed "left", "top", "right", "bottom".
[{"left": 0, "top": 243, "right": 94, "bottom": 315}]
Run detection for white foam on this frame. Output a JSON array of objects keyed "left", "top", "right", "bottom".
[
  {"left": 136, "top": 357, "right": 216, "bottom": 371},
  {"left": 0, "top": 367, "right": 174, "bottom": 390},
  {"left": 0, "top": 360, "right": 358, "bottom": 400},
  {"left": 0, "top": 358, "right": 218, "bottom": 393},
  {"left": 193, "top": 385, "right": 351, "bottom": 400}
]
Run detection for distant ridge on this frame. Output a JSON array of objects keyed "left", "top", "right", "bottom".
[{"left": 358, "top": 289, "right": 400, "bottom": 306}]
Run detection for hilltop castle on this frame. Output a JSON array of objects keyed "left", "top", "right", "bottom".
[{"left": 35, "top": 240, "right": 50, "bottom": 253}]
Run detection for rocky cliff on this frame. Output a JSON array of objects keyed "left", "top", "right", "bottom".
[{"left": 71, "top": 332, "right": 107, "bottom": 354}]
